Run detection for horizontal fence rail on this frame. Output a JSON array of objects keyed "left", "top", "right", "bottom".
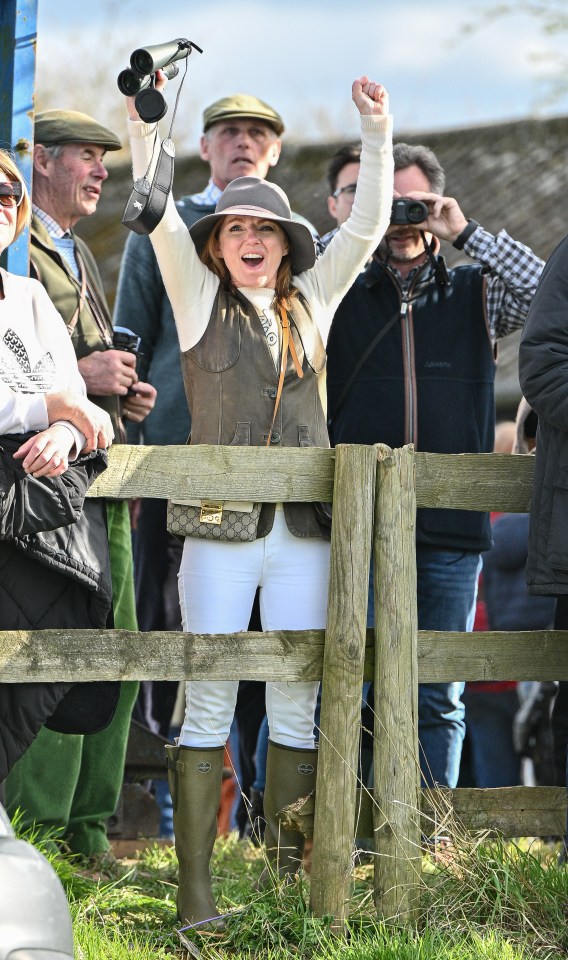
[
  {"left": 87, "top": 446, "right": 536, "bottom": 513},
  {"left": 282, "top": 786, "right": 568, "bottom": 841},
  {"left": 3, "top": 629, "right": 567, "bottom": 683},
  {"left": 87, "top": 444, "right": 336, "bottom": 502},
  {"left": 415, "top": 451, "right": 535, "bottom": 512}
]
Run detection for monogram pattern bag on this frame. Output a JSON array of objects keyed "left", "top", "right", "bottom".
[{"left": 166, "top": 499, "right": 262, "bottom": 542}]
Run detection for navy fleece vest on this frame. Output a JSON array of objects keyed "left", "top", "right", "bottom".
[{"left": 327, "top": 259, "right": 496, "bottom": 551}]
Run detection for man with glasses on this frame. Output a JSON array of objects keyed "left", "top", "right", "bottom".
[{"left": 327, "top": 144, "right": 361, "bottom": 226}]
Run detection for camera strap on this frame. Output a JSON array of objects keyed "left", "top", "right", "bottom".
[{"left": 122, "top": 57, "right": 189, "bottom": 235}]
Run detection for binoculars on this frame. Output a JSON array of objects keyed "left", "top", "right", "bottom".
[{"left": 117, "top": 38, "right": 203, "bottom": 123}]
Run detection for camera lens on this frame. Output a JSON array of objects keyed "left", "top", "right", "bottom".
[{"left": 406, "top": 201, "right": 428, "bottom": 224}]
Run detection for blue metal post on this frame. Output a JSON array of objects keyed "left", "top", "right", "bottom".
[{"left": 0, "top": 0, "right": 38, "bottom": 275}]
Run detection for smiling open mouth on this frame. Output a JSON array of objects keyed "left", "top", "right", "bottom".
[{"left": 242, "top": 253, "right": 264, "bottom": 265}]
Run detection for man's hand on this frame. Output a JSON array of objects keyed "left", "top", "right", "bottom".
[
  {"left": 78, "top": 349, "right": 138, "bottom": 397},
  {"left": 352, "top": 76, "right": 389, "bottom": 117},
  {"left": 123, "top": 381, "right": 157, "bottom": 423},
  {"left": 402, "top": 190, "right": 469, "bottom": 244},
  {"left": 45, "top": 391, "right": 114, "bottom": 453},
  {"left": 13, "top": 424, "right": 75, "bottom": 478}
]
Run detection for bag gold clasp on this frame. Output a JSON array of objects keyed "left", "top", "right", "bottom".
[{"left": 200, "top": 501, "right": 223, "bottom": 525}]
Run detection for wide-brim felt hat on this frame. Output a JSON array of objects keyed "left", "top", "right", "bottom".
[{"left": 189, "top": 176, "right": 315, "bottom": 274}]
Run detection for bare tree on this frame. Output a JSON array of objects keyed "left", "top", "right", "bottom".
[{"left": 459, "top": 2, "right": 568, "bottom": 107}]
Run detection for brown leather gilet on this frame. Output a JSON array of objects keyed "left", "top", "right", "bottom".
[{"left": 180, "top": 286, "right": 329, "bottom": 539}]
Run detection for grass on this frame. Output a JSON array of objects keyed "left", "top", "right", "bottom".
[{"left": 18, "top": 825, "right": 567, "bottom": 959}]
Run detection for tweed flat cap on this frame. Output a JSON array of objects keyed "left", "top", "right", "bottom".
[
  {"left": 202, "top": 94, "right": 284, "bottom": 136},
  {"left": 34, "top": 109, "right": 122, "bottom": 151}
]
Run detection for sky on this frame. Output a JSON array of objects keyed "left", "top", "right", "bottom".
[{"left": 34, "top": 0, "right": 568, "bottom": 152}]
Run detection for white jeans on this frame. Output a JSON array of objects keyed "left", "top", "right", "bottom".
[{"left": 178, "top": 507, "right": 330, "bottom": 749}]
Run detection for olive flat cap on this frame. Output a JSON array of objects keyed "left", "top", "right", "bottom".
[
  {"left": 202, "top": 93, "right": 284, "bottom": 136},
  {"left": 34, "top": 109, "right": 122, "bottom": 151}
]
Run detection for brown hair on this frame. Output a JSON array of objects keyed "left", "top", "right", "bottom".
[
  {"left": 0, "top": 149, "right": 31, "bottom": 240},
  {"left": 200, "top": 217, "right": 297, "bottom": 314}
]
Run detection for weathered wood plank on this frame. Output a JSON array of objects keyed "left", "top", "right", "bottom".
[
  {"left": 417, "top": 630, "right": 568, "bottom": 682},
  {"left": 87, "top": 446, "right": 535, "bottom": 515},
  {"left": 2, "top": 628, "right": 567, "bottom": 682},
  {"left": 414, "top": 451, "right": 534, "bottom": 513},
  {"left": 373, "top": 445, "right": 421, "bottom": 923},
  {"left": 0, "top": 629, "right": 329, "bottom": 682},
  {"left": 283, "top": 787, "right": 568, "bottom": 841},
  {"left": 87, "top": 444, "right": 335, "bottom": 501},
  {"left": 421, "top": 786, "right": 568, "bottom": 839},
  {"left": 310, "top": 444, "right": 377, "bottom": 929}
]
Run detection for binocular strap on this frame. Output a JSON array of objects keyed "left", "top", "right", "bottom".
[{"left": 122, "top": 137, "right": 175, "bottom": 235}]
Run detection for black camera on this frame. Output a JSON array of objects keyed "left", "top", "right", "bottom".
[
  {"left": 117, "top": 38, "right": 202, "bottom": 123},
  {"left": 112, "top": 326, "right": 141, "bottom": 396},
  {"left": 390, "top": 197, "right": 429, "bottom": 225},
  {"left": 112, "top": 326, "right": 141, "bottom": 355}
]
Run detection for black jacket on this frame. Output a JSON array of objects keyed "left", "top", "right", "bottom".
[
  {"left": 519, "top": 233, "right": 568, "bottom": 595},
  {"left": 0, "top": 434, "right": 115, "bottom": 780}
]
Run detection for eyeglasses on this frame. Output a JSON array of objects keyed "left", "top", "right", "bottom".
[
  {"left": 0, "top": 182, "right": 23, "bottom": 208},
  {"left": 333, "top": 183, "right": 357, "bottom": 199}
]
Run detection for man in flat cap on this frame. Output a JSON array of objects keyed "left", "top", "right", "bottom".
[
  {"left": 4, "top": 109, "right": 156, "bottom": 863},
  {"left": 114, "top": 92, "right": 315, "bottom": 838}
]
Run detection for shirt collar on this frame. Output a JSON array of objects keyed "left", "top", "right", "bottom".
[
  {"left": 33, "top": 204, "right": 72, "bottom": 239},
  {"left": 190, "top": 179, "right": 223, "bottom": 207}
]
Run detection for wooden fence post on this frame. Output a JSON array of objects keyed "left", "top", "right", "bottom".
[
  {"left": 373, "top": 444, "right": 421, "bottom": 923},
  {"left": 310, "top": 443, "right": 377, "bottom": 929}
]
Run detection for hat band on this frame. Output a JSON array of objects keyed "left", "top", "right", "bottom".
[{"left": 217, "top": 203, "right": 290, "bottom": 219}]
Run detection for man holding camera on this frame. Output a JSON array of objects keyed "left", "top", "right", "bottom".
[
  {"left": 5, "top": 110, "right": 156, "bottom": 862},
  {"left": 324, "top": 142, "right": 544, "bottom": 790}
]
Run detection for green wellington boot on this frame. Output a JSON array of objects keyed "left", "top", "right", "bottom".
[
  {"left": 261, "top": 740, "right": 318, "bottom": 880},
  {"left": 166, "top": 743, "right": 225, "bottom": 929}
]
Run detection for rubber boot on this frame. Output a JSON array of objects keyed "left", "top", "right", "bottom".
[
  {"left": 261, "top": 740, "right": 317, "bottom": 881},
  {"left": 166, "top": 744, "right": 225, "bottom": 929}
]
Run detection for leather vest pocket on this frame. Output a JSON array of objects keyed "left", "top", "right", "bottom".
[
  {"left": 298, "top": 424, "right": 313, "bottom": 447},
  {"left": 229, "top": 422, "right": 251, "bottom": 446}
]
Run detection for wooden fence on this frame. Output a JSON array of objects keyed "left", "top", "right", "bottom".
[{"left": 1, "top": 443, "right": 566, "bottom": 930}]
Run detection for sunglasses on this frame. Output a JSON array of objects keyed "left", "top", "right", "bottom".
[{"left": 0, "top": 182, "right": 24, "bottom": 208}]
